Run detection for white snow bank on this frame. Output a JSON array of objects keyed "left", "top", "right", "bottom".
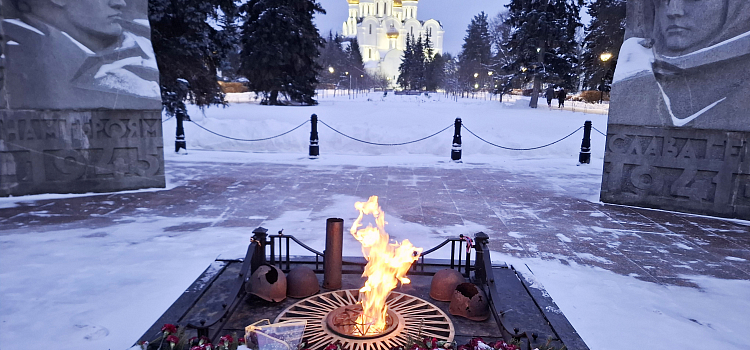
[
  {"left": 170, "top": 92, "right": 609, "bottom": 161},
  {"left": 493, "top": 252, "right": 750, "bottom": 350}
]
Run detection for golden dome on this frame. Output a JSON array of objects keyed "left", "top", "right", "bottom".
[
  {"left": 347, "top": 0, "right": 359, "bottom": 4},
  {"left": 387, "top": 26, "right": 399, "bottom": 38},
  {"left": 393, "top": 0, "right": 402, "bottom": 7}
]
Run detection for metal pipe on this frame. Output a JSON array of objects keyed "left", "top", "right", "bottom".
[{"left": 323, "top": 218, "right": 344, "bottom": 289}]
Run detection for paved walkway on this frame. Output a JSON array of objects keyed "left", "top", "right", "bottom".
[{"left": 1, "top": 157, "right": 748, "bottom": 288}]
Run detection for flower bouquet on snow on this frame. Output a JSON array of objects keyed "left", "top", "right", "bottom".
[{"left": 244, "top": 319, "right": 307, "bottom": 350}]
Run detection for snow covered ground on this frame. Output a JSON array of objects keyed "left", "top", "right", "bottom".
[{"left": 1, "top": 93, "right": 748, "bottom": 350}]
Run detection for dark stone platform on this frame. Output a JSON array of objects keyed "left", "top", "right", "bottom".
[{"left": 137, "top": 256, "right": 584, "bottom": 350}]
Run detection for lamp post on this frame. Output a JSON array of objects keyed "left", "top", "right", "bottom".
[
  {"left": 599, "top": 52, "right": 612, "bottom": 104},
  {"left": 345, "top": 71, "right": 351, "bottom": 98},
  {"left": 328, "top": 67, "right": 335, "bottom": 97}
]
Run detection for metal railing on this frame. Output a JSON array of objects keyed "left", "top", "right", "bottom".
[{"left": 264, "top": 232, "right": 472, "bottom": 276}]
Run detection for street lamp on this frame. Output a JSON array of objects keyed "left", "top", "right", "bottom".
[
  {"left": 328, "top": 67, "right": 335, "bottom": 74},
  {"left": 345, "top": 72, "right": 351, "bottom": 98},
  {"left": 599, "top": 52, "right": 612, "bottom": 103}
]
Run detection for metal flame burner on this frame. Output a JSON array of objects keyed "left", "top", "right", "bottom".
[
  {"left": 275, "top": 290, "right": 454, "bottom": 350},
  {"left": 326, "top": 304, "right": 399, "bottom": 339}
]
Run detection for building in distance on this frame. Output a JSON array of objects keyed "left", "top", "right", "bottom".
[{"left": 342, "top": 0, "right": 444, "bottom": 85}]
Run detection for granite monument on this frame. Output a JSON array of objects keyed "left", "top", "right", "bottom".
[
  {"left": 602, "top": 0, "right": 750, "bottom": 219},
  {"left": 1, "top": 0, "right": 165, "bottom": 196}
]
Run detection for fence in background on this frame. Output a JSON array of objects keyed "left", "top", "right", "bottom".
[{"left": 167, "top": 113, "right": 608, "bottom": 164}]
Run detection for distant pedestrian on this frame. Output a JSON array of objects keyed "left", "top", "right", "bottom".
[
  {"left": 544, "top": 86, "right": 555, "bottom": 107},
  {"left": 557, "top": 88, "right": 566, "bottom": 108}
]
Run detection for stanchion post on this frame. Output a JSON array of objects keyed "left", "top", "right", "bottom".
[
  {"left": 451, "top": 118, "right": 462, "bottom": 162},
  {"left": 175, "top": 109, "right": 187, "bottom": 153},
  {"left": 579, "top": 120, "right": 592, "bottom": 164},
  {"left": 309, "top": 114, "right": 319, "bottom": 159}
]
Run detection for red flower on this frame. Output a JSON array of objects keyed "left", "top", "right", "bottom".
[
  {"left": 161, "top": 324, "right": 178, "bottom": 334},
  {"left": 238, "top": 337, "right": 246, "bottom": 345},
  {"left": 199, "top": 336, "right": 211, "bottom": 345},
  {"left": 422, "top": 337, "right": 436, "bottom": 349},
  {"left": 202, "top": 343, "right": 213, "bottom": 350},
  {"left": 325, "top": 344, "right": 338, "bottom": 350},
  {"left": 166, "top": 335, "right": 180, "bottom": 344},
  {"left": 488, "top": 341, "right": 506, "bottom": 350},
  {"left": 504, "top": 346, "right": 518, "bottom": 350},
  {"left": 469, "top": 338, "right": 483, "bottom": 348},
  {"left": 220, "top": 334, "right": 234, "bottom": 345}
]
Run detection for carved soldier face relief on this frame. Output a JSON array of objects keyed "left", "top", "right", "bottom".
[
  {"left": 655, "top": 0, "right": 728, "bottom": 54},
  {"left": 63, "top": 0, "right": 127, "bottom": 44}
]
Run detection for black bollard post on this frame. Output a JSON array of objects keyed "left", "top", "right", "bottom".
[
  {"left": 579, "top": 120, "right": 592, "bottom": 164},
  {"left": 309, "top": 114, "right": 319, "bottom": 159},
  {"left": 451, "top": 118, "right": 462, "bottom": 162},
  {"left": 175, "top": 109, "right": 187, "bottom": 153}
]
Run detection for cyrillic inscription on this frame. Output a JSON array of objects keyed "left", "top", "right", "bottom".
[{"left": 602, "top": 125, "right": 750, "bottom": 219}]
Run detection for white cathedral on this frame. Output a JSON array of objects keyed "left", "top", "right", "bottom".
[{"left": 342, "top": 0, "right": 444, "bottom": 84}]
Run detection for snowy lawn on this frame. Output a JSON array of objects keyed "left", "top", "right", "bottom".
[{"left": 1, "top": 93, "right": 748, "bottom": 350}]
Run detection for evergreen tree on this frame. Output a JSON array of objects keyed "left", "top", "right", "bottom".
[
  {"left": 582, "top": 0, "right": 626, "bottom": 91},
  {"left": 397, "top": 34, "right": 415, "bottom": 89},
  {"left": 505, "top": 0, "right": 583, "bottom": 108},
  {"left": 317, "top": 32, "right": 348, "bottom": 86},
  {"left": 489, "top": 11, "right": 514, "bottom": 73},
  {"left": 239, "top": 0, "right": 325, "bottom": 105},
  {"left": 442, "top": 53, "right": 460, "bottom": 96},
  {"left": 489, "top": 11, "right": 517, "bottom": 99},
  {"left": 348, "top": 39, "right": 365, "bottom": 73},
  {"left": 425, "top": 53, "right": 445, "bottom": 92},
  {"left": 458, "top": 12, "right": 492, "bottom": 92},
  {"left": 149, "top": 0, "right": 237, "bottom": 115},
  {"left": 424, "top": 31, "right": 434, "bottom": 59},
  {"left": 346, "top": 38, "right": 367, "bottom": 89},
  {"left": 413, "top": 35, "right": 426, "bottom": 90},
  {"left": 423, "top": 32, "right": 444, "bottom": 91}
]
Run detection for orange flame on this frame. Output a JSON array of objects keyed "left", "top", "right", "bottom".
[{"left": 350, "top": 196, "right": 422, "bottom": 335}]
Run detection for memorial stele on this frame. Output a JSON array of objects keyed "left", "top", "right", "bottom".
[
  {"left": 602, "top": 0, "right": 750, "bottom": 219},
  {"left": 1, "top": 0, "right": 165, "bottom": 196}
]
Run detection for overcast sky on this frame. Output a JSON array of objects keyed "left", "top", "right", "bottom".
[{"left": 313, "top": 0, "right": 511, "bottom": 55}]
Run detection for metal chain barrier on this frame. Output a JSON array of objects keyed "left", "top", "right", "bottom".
[
  {"left": 188, "top": 119, "right": 310, "bottom": 142},
  {"left": 318, "top": 120, "right": 453, "bottom": 146},
  {"left": 462, "top": 124, "right": 584, "bottom": 151},
  {"left": 592, "top": 126, "right": 607, "bottom": 137}
]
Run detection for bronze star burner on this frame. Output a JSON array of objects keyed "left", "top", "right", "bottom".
[
  {"left": 275, "top": 289, "right": 454, "bottom": 350},
  {"left": 326, "top": 304, "right": 399, "bottom": 339}
]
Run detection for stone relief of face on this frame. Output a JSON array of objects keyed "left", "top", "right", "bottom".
[
  {"left": 62, "top": 0, "right": 127, "bottom": 40},
  {"left": 654, "top": 0, "right": 728, "bottom": 54}
]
